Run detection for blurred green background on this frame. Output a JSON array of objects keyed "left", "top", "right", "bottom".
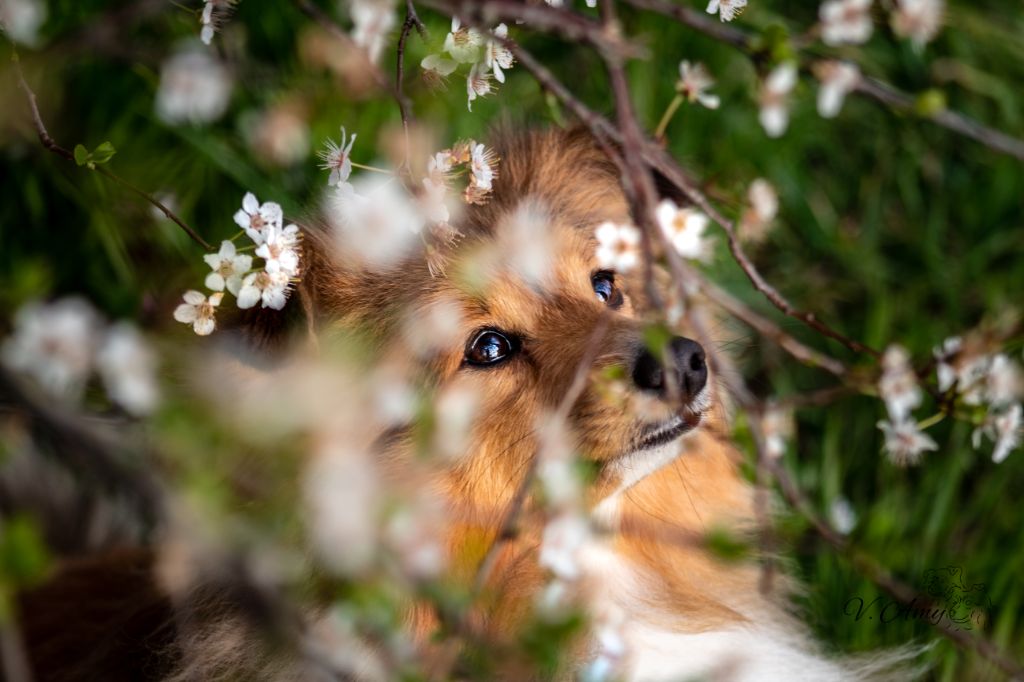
[{"left": 1, "top": 0, "right": 1022, "bottom": 679}]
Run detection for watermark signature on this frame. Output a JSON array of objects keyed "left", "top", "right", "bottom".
[{"left": 843, "top": 566, "right": 992, "bottom": 631}]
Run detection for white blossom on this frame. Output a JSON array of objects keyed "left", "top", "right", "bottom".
[
  {"left": 656, "top": 199, "right": 711, "bottom": 260},
  {"left": 0, "top": 0, "right": 47, "bottom": 46},
  {"left": 739, "top": 178, "right": 778, "bottom": 243},
  {"left": 326, "top": 177, "right": 424, "bottom": 269},
  {"left": 594, "top": 222, "right": 641, "bottom": 273},
  {"left": 978, "top": 404, "right": 1021, "bottom": 464},
  {"left": 155, "top": 47, "right": 233, "bottom": 125},
  {"left": 933, "top": 337, "right": 999, "bottom": 405},
  {"left": 466, "top": 62, "right": 492, "bottom": 111},
  {"left": 96, "top": 323, "right": 160, "bottom": 416},
  {"left": 2, "top": 298, "right": 97, "bottom": 399},
  {"left": 759, "top": 62, "right": 798, "bottom": 138},
  {"left": 762, "top": 405, "right": 794, "bottom": 460},
  {"left": 539, "top": 511, "right": 592, "bottom": 580},
  {"left": 173, "top": 290, "right": 223, "bottom": 336},
  {"left": 203, "top": 240, "right": 252, "bottom": 295},
  {"left": 318, "top": 126, "right": 357, "bottom": 187},
  {"left": 242, "top": 104, "right": 311, "bottom": 167},
  {"left": 350, "top": 0, "right": 396, "bottom": 65},
  {"left": 484, "top": 23, "right": 514, "bottom": 83},
  {"left": 469, "top": 142, "right": 496, "bottom": 190},
  {"left": 443, "top": 17, "right": 482, "bottom": 64},
  {"left": 878, "top": 344, "right": 922, "bottom": 422},
  {"left": 384, "top": 494, "right": 447, "bottom": 580},
  {"left": 878, "top": 419, "right": 937, "bottom": 467},
  {"left": 828, "top": 497, "right": 858, "bottom": 535},
  {"left": 237, "top": 270, "right": 291, "bottom": 310},
  {"left": 581, "top": 606, "right": 627, "bottom": 682},
  {"left": 676, "top": 61, "right": 720, "bottom": 109},
  {"left": 233, "top": 192, "right": 284, "bottom": 244},
  {"left": 255, "top": 224, "right": 302, "bottom": 277},
  {"left": 419, "top": 177, "right": 450, "bottom": 226},
  {"left": 891, "top": 0, "right": 943, "bottom": 51},
  {"left": 420, "top": 53, "right": 457, "bottom": 83},
  {"left": 199, "top": 0, "right": 235, "bottom": 45},
  {"left": 432, "top": 382, "right": 479, "bottom": 461},
  {"left": 815, "top": 61, "right": 860, "bottom": 118},
  {"left": 819, "top": 0, "right": 873, "bottom": 46},
  {"left": 706, "top": 0, "right": 747, "bottom": 22},
  {"left": 986, "top": 354, "right": 1024, "bottom": 407}
]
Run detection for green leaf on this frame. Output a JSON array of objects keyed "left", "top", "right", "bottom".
[
  {"left": 0, "top": 516, "right": 51, "bottom": 587},
  {"left": 91, "top": 141, "right": 117, "bottom": 164},
  {"left": 704, "top": 526, "right": 751, "bottom": 563},
  {"left": 73, "top": 144, "right": 90, "bottom": 166}
]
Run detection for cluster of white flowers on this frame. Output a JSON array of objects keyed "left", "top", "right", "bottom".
[
  {"left": 199, "top": 0, "right": 235, "bottom": 45},
  {"left": 420, "top": 19, "right": 515, "bottom": 111},
  {"left": 155, "top": 46, "right": 233, "bottom": 125},
  {"left": 877, "top": 344, "right": 935, "bottom": 466},
  {"left": 2, "top": 298, "right": 159, "bottom": 415},
  {"left": 819, "top": 0, "right": 943, "bottom": 50},
  {"left": 174, "top": 192, "right": 300, "bottom": 335},
  {"left": 676, "top": 60, "right": 720, "bottom": 110},
  {"left": 934, "top": 337, "right": 1022, "bottom": 463},
  {"left": 706, "top": 0, "right": 747, "bottom": 22}
]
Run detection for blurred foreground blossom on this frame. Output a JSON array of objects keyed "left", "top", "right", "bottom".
[
  {"left": 878, "top": 418, "right": 937, "bottom": 466},
  {"left": 676, "top": 61, "right": 720, "bottom": 110},
  {"left": 739, "top": 178, "right": 778, "bottom": 243},
  {"left": 2, "top": 298, "right": 97, "bottom": 399},
  {"left": 761, "top": 404, "right": 794, "bottom": 459},
  {"left": 539, "top": 510, "right": 593, "bottom": 580},
  {"left": 199, "top": 0, "right": 235, "bottom": 45},
  {"left": 173, "top": 290, "right": 223, "bottom": 336},
  {"left": 706, "top": 0, "right": 747, "bottom": 22},
  {"left": 973, "top": 403, "right": 1021, "bottom": 464},
  {"left": 326, "top": 175, "right": 424, "bottom": 268},
  {"left": 96, "top": 323, "right": 160, "bottom": 416},
  {"left": 819, "top": 0, "right": 873, "bottom": 46},
  {"left": 814, "top": 61, "right": 860, "bottom": 118},
  {"left": 243, "top": 103, "right": 311, "bottom": 167},
  {"left": 759, "top": 63, "right": 797, "bottom": 138},
  {"left": 891, "top": 0, "right": 943, "bottom": 51},
  {"left": 155, "top": 46, "right": 233, "bottom": 125},
  {"left": 350, "top": 0, "right": 396, "bottom": 65},
  {"left": 656, "top": 199, "right": 711, "bottom": 260},
  {"left": 0, "top": 0, "right": 47, "bottom": 46},
  {"left": 829, "top": 497, "right": 858, "bottom": 535},
  {"left": 595, "top": 222, "right": 640, "bottom": 273}
]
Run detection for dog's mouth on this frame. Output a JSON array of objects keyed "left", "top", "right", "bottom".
[{"left": 631, "top": 409, "right": 703, "bottom": 453}]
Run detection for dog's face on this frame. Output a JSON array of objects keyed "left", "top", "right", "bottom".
[{"left": 309, "top": 129, "right": 712, "bottom": 497}]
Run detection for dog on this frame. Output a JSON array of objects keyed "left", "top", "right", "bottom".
[{"left": 12, "top": 127, "right": 915, "bottom": 681}]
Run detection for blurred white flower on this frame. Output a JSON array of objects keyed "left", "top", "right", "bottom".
[
  {"left": 350, "top": 0, "right": 396, "bottom": 65},
  {"left": 0, "top": 0, "right": 47, "bottom": 46},
  {"left": 199, "top": 0, "right": 235, "bottom": 45},
  {"left": 986, "top": 354, "right": 1024, "bottom": 407},
  {"left": 319, "top": 126, "right": 357, "bottom": 187},
  {"left": 234, "top": 192, "right": 284, "bottom": 244},
  {"left": 155, "top": 47, "right": 232, "bottom": 125},
  {"left": 371, "top": 366, "right": 418, "bottom": 426},
  {"left": 173, "top": 290, "right": 223, "bottom": 336},
  {"left": 676, "top": 61, "right": 720, "bottom": 109},
  {"left": 537, "top": 415, "right": 581, "bottom": 507},
  {"left": 500, "top": 201, "right": 556, "bottom": 290},
  {"left": 878, "top": 344, "right": 922, "bottom": 422},
  {"left": 419, "top": 177, "right": 450, "bottom": 226},
  {"left": 203, "top": 240, "right": 252, "bottom": 295},
  {"left": 432, "top": 381, "right": 479, "bottom": 461},
  {"left": 384, "top": 490, "right": 447, "bottom": 579},
  {"left": 236, "top": 270, "right": 291, "bottom": 310},
  {"left": 814, "top": 61, "right": 860, "bottom": 118},
  {"left": 484, "top": 23, "right": 514, "bottom": 84},
  {"left": 656, "top": 199, "right": 710, "bottom": 260},
  {"left": 973, "top": 404, "right": 1021, "bottom": 464},
  {"left": 759, "top": 62, "right": 798, "bottom": 138},
  {"left": 420, "top": 53, "right": 457, "bottom": 86},
  {"left": 933, "top": 336, "right": 997, "bottom": 405},
  {"left": 761, "top": 405, "right": 794, "bottom": 460},
  {"left": 595, "top": 222, "right": 641, "bottom": 273},
  {"left": 934, "top": 336, "right": 963, "bottom": 392},
  {"left": 539, "top": 511, "right": 592, "bottom": 580},
  {"left": 427, "top": 149, "right": 456, "bottom": 181},
  {"left": 891, "top": 0, "right": 943, "bottom": 51},
  {"left": 2, "top": 298, "right": 97, "bottom": 399},
  {"left": 582, "top": 606, "right": 627, "bottom": 682},
  {"left": 739, "top": 178, "right": 778, "bottom": 244},
  {"left": 242, "top": 104, "right": 310, "bottom": 167},
  {"left": 706, "top": 0, "right": 747, "bottom": 22},
  {"left": 326, "top": 176, "right": 424, "bottom": 269},
  {"left": 878, "top": 418, "right": 937, "bottom": 466},
  {"left": 444, "top": 17, "right": 482, "bottom": 64},
  {"left": 96, "top": 323, "right": 160, "bottom": 416},
  {"left": 466, "top": 62, "right": 493, "bottom": 111},
  {"left": 305, "top": 438, "right": 380, "bottom": 575},
  {"left": 819, "top": 0, "right": 873, "bottom": 46},
  {"left": 828, "top": 497, "right": 858, "bottom": 535},
  {"left": 255, "top": 223, "right": 302, "bottom": 277}
]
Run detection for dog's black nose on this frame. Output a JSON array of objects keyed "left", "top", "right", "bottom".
[{"left": 631, "top": 336, "right": 707, "bottom": 400}]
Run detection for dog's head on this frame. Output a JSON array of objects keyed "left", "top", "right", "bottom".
[{"left": 296, "top": 128, "right": 715, "bottom": 500}]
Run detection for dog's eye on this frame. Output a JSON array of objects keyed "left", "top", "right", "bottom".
[
  {"left": 592, "top": 271, "right": 623, "bottom": 309},
  {"left": 465, "top": 330, "right": 518, "bottom": 367}
]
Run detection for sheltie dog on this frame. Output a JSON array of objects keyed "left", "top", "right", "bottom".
[{"left": 12, "top": 128, "right": 915, "bottom": 681}]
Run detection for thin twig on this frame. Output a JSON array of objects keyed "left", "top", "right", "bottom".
[
  {"left": 395, "top": 1, "right": 425, "bottom": 171},
  {"left": 12, "top": 54, "right": 212, "bottom": 250}
]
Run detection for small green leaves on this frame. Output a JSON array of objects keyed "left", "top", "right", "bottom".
[{"left": 73, "top": 141, "right": 117, "bottom": 169}]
